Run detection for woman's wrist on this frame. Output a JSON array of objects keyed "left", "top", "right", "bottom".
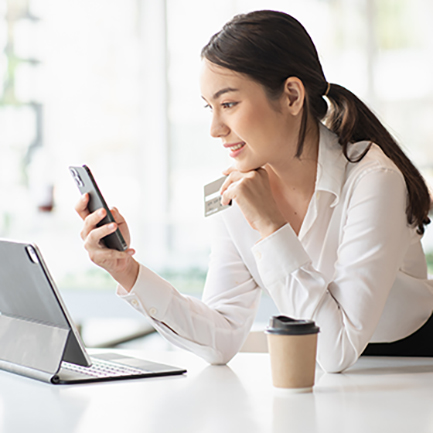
[
  {"left": 112, "top": 258, "right": 140, "bottom": 293},
  {"left": 258, "top": 218, "right": 287, "bottom": 240}
]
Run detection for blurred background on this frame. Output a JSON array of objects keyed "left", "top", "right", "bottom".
[{"left": 1, "top": 0, "right": 433, "bottom": 349}]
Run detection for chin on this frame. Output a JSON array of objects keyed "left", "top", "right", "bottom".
[{"left": 234, "top": 159, "right": 265, "bottom": 173}]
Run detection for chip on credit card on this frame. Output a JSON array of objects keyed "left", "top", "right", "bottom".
[{"left": 204, "top": 176, "right": 232, "bottom": 217}]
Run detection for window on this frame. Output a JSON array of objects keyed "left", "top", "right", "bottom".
[{"left": 1, "top": 0, "right": 433, "bottom": 308}]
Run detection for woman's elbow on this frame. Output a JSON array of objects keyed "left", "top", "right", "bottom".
[
  {"left": 317, "top": 350, "right": 359, "bottom": 373},
  {"left": 206, "top": 349, "right": 238, "bottom": 366},
  {"left": 196, "top": 344, "right": 238, "bottom": 366}
]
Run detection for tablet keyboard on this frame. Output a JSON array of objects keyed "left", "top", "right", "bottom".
[{"left": 62, "top": 358, "right": 147, "bottom": 378}]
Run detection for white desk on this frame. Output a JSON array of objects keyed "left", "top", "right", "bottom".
[{"left": 1, "top": 351, "right": 433, "bottom": 433}]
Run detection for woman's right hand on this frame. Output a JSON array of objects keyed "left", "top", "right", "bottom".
[{"left": 74, "top": 193, "right": 139, "bottom": 291}]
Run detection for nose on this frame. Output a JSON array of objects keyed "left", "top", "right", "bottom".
[{"left": 210, "top": 112, "right": 230, "bottom": 138}]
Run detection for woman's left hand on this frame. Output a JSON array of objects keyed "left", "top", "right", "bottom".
[{"left": 220, "top": 166, "right": 287, "bottom": 239}]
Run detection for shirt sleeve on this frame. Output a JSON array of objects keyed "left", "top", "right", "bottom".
[
  {"left": 252, "top": 167, "right": 411, "bottom": 373},
  {"left": 117, "top": 214, "right": 261, "bottom": 365}
]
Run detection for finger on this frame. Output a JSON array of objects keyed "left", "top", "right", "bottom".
[
  {"left": 254, "top": 167, "right": 268, "bottom": 177},
  {"left": 74, "top": 193, "right": 90, "bottom": 220},
  {"left": 220, "top": 170, "right": 244, "bottom": 196},
  {"left": 220, "top": 177, "right": 244, "bottom": 206},
  {"left": 110, "top": 207, "right": 125, "bottom": 224},
  {"left": 222, "top": 165, "right": 237, "bottom": 176},
  {"left": 80, "top": 208, "right": 107, "bottom": 241},
  {"left": 221, "top": 188, "right": 235, "bottom": 206},
  {"left": 83, "top": 221, "right": 118, "bottom": 249},
  {"left": 220, "top": 169, "right": 267, "bottom": 206}
]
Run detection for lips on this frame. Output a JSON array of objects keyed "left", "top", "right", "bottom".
[
  {"left": 224, "top": 141, "right": 246, "bottom": 158},
  {"left": 224, "top": 141, "right": 246, "bottom": 151},
  {"left": 228, "top": 142, "right": 245, "bottom": 151},
  {"left": 224, "top": 142, "right": 246, "bottom": 158}
]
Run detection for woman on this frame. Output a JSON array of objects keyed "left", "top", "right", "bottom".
[{"left": 76, "top": 10, "right": 433, "bottom": 373}]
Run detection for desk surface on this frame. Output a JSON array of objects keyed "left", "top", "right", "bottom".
[{"left": 1, "top": 351, "right": 433, "bottom": 433}]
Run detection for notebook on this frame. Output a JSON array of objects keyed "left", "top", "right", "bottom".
[{"left": 0, "top": 239, "right": 186, "bottom": 384}]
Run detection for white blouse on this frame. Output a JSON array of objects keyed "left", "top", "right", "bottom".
[{"left": 118, "top": 124, "right": 433, "bottom": 373}]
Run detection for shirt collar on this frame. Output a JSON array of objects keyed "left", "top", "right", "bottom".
[{"left": 315, "top": 123, "right": 348, "bottom": 207}]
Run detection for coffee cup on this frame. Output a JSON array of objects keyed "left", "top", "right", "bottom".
[{"left": 265, "top": 315, "right": 320, "bottom": 393}]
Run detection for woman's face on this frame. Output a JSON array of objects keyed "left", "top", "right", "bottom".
[{"left": 200, "top": 60, "right": 301, "bottom": 172}]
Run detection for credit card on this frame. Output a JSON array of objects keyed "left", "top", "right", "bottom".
[{"left": 204, "top": 176, "right": 232, "bottom": 217}]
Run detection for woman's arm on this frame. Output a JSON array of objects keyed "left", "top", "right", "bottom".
[
  {"left": 76, "top": 192, "right": 261, "bottom": 364},
  {"left": 117, "top": 214, "right": 262, "bottom": 364},
  {"left": 253, "top": 167, "right": 411, "bottom": 372}
]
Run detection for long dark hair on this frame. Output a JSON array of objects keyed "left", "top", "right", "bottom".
[{"left": 201, "top": 10, "right": 431, "bottom": 234}]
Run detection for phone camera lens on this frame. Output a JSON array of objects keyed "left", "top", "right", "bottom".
[{"left": 70, "top": 168, "right": 84, "bottom": 187}]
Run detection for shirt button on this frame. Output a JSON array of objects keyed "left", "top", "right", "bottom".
[
  {"left": 131, "top": 299, "right": 139, "bottom": 308},
  {"left": 255, "top": 251, "right": 262, "bottom": 260},
  {"left": 149, "top": 307, "right": 157, "bottom": 317}
]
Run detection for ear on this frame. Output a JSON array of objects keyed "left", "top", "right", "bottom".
[{"left": 282, "top": 77, "right": 305, "bottom": 116}]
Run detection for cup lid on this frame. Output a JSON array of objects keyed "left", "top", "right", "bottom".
[{"left": 265, "top": 315, "right": 320, "bottom": 336}]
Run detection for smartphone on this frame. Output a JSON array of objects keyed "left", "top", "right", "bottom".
[{"left": 69, "top": 165, "right": 128, "bottom": 251}]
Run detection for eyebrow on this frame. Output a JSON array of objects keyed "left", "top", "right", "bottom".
[{"left": 212, "top": 87, "right": 239, "bottom": 100}]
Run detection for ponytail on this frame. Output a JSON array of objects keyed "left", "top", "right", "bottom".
[
  {"left": 324, "top": 83, "right": 431, "bottom": 234},
  {"left": 202, "top": 10, "right": 431, "bottom": 234}
]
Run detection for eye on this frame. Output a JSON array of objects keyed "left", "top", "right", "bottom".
[
  {"left": 204, "top": 103, "right": 213, "bottom": 112},
  {"left": 221, "top": 102, "right": 238, "bottom": 109}
]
